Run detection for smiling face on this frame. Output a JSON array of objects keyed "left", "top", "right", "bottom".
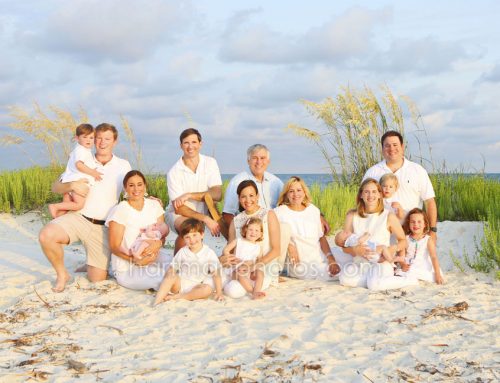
[
  {"left": 183, "top": 230, "right": 204, "bottom": 252},
  {"left": 382, "top": 135, "right": 405, "bottom": 165},
  {"left": 286, "top": 181, "right": 306, "bottom": 207},
  {"left": 238, "top": 185, "right": 259, "bottom": 213},
  {"left": 248, "top": 148, "right": 270, "bottom": 180},
  {"left": 180, "top": 133, "right": 202, "bottom": 159},
  {"left": 124, "top": 174, "right": 146, "bottom": 201},
  {"left": 77, "top": 133, "right": 95, "bottom": 149},
  {"left": 95, "top": 130, "right": 116, "bottom": 155},
  {"left": 244, "top": 223, "right": 263, "bottom": 242},
  {"left": 408, "top": 212, "right": 428, "bottom": 236},
  {"left": 360, "top": 181, "right": 382, "bottom": 209}
]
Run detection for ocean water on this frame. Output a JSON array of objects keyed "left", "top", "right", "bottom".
[{"left": 222, "top": 173, "right": 500, "bottom": 187}]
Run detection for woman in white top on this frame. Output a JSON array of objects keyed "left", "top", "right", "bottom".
[
  {"left": 335, "top": 178, "right": 417, "bottom": 290},
  {"left": 220, "top": 180, "right": 281, "bottom": 298},
  {"left": 106, "top": 170, "right": 171, "bottom": 290},
  {"left": 274, "top": 176, "right": 340, "bottom": 280}
]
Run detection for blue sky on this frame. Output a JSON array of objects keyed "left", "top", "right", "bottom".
[{"left": 1, "top": 0, "right": 499, "bottom": 173}]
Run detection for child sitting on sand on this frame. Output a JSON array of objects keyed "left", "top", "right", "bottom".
[
  {"left": 336, "top": 229, "right": 404, "bottom": 264},
  {"left": 380, "top": 173, "right": 405, "bottom": 220},
  {"left": 396, "top": 208, "right": 444, "bottom": 284},
  {"left": 154, "top": 218, "right": 224, "bottom": 305},
  {"left": 48, "top": 124, "right": 103, "bottom": 218},
  {"left": 123, "top": 222, "right": 170, "bottom": 260},
  {"left": 222, "top": 217, "right": 266, "bottom": 299}
]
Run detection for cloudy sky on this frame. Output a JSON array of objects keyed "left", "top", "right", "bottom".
[{"left": 1, "top": 0, "right": 499, "bottom": 174}]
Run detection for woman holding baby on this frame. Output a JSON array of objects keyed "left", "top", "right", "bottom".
[
  {"left": 106, "top": 170, "right": 171, "bottom": 290},
  {"left": 334, "top": 178, "right": 417, "bottom": 290}
]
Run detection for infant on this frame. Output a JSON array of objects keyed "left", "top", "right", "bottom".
[
  {"left": 124, "top": 222, "right": 169, "bottom": 260},
  {"left": 337, "top": 230, "right": 402, "bottom": 263}
]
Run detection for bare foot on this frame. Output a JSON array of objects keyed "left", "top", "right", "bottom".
[
  {"left": 52, "top": 272, "right": 72, "bottom": 292},
  {"left": 74, "top": 264, "right": 88, "bottom": 273},
  {"left": 164, "top": 294, "right": 181, "bottom": 301},
  {"left": 252, "top": 291, "right": 266, "bottom": 300},
  {"left": 278, "top": 276, "right": 287, "bottom": 283}
]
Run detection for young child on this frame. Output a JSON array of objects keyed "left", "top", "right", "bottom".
[
  {"left": 336, "top": 229, "right": 403, "bottom": 264},
  {"left": 123, "top": 222, "right": 170, "bottom": 260},
  {"left": 380, "top": 173, "right": 405, "bottom": 220},
  {"left": 154, "top": 218, "right": 224, "bottom": 305},
  {"left": 222, "top": 218, "right": 266, "bottom": 299},
  {"left": 48, "top": 124, "right": 103, "bottom": 218},
  {"left": 396, "top": 208, "right": 444, "bottom": 284}
]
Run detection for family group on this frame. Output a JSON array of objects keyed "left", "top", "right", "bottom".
[{"left": 38, "top": 123, "right": 443, "bottom": 304}]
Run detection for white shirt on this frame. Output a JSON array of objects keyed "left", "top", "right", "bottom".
[
  {"left": 166, "top": 154, "right": 222, "bottom": 215},
  {"left": 363, "top": 158, "right": 435, "bottom": 212},
  {"left": 80, "top": 154, "right": 131, "bottom": 220},
  {"left": 172, "top": 244, "right": 220, "bottom": 283},
  {"left": 61, "top": 144, "right": 98, "bottom": 184},
  {"left": 223, "top": 170, "right": 283, "bottom": 215},
  {"left": 105, "top": 198, "right": 164, "bottom": 273}
]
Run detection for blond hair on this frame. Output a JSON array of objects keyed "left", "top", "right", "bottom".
[
  {"left": 277, "top": 176, "right": 312, "bottom": 207},
  {"left": 380, "top": 173, "right": 399, "bottom": 189}
]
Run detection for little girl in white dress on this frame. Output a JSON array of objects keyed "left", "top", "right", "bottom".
[
  {"left": 222, "top": 217, "right": 265, "bottom": 299},
  {"left": 396, "top": 208, "right": 444, "bottom": 284}
]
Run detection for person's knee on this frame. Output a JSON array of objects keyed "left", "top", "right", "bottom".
[
  {"left": 87, "top": 266, "right": 107, "bottom": 283},
  {"left": 39, "top": 224, "right": 67, "bottom": 246}
]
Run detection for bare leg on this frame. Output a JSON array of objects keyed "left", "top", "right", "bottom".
[
  {"left": 48, "top": 193, "right": 72, "bottom": 218},
  {"left": 173, "top": 217, "right": 188, "bottom": 254},
  {"left": 39, "top": 223, "right": 72, "bottom": 292},
  {"left": 87, "top": 265, "right": 107, "bottom": 283},
  {"left": 49, "top": 193, "right": 87, "bottom": 219},
  {"left": 251, "top": 269, "right": 266, "bottom": 299},
  {"left": 167, "top": 284, "right": 212, "bottom": 301},
  {"left": 154, "top": 268, "right": 180, "bottom": 305}
]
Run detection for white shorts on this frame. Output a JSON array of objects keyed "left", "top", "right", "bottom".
[{"left": 179, "top": 277, "right": 214, "bottom": 294}]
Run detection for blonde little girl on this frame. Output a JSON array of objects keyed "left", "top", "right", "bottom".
[
  {"left": 380, "top": 173, "right": 405, "bottom": 220},
  {"left": 222, "top": 217, "right": 266, "bottom": 299},
  {"left": 397, "top": 208, "right": 444, "bottom": 284}
]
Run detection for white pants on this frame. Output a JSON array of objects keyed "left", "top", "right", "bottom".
[
  {"left": 339, "top": 259, "right": 418, "bottom": 290},
  {"left": 114, "top": 250, "right": 172, "bottom": 291}
]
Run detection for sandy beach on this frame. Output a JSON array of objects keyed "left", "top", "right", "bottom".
[{"left": 0, "top": 212, "right": 498, "bottom": 382}]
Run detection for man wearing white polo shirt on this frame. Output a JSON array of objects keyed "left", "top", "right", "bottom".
[
  {"left": 166, "top": 128, "right": 223, "bottom": 254},
  {"left": 222, "top": 144, "right": 283, "bottom": 227},
  {"left": 363, "top": 130, "right": 438, "bottom": 241},
  {"left": 39, "top": 123, "right": 131, "bottom": 292}
]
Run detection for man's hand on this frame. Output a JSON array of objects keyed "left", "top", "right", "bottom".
[
  {"left": 173, "top": 193, "right": 192, "bottom": 210},
  {"left": 204, "top": 217, "right": 221, "bottom": 237},
  {"left": 70, "top": 179, "right": 90, "bottom": 197}
]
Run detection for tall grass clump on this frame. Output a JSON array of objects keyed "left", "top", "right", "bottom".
[
  {"left": 287, "top": 85, "right": 431, "bottom": 185},
  {"left": 309, "top": 183, "right": 357, "bottom": 230}
]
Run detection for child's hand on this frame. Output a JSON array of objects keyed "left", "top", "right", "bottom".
[
  {"left": 435, "top": 274, "right": 444, "bottom": 285},
  {"left": 91, "top": 169, "right": 104, "bottom": 181},
  {"left": 214, "top": 293, "right": 225, "bottom": 301}
]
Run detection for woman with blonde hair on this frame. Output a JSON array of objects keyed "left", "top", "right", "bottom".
[{"left": 274, "top": 176, "right": 340, "bottom": 280}]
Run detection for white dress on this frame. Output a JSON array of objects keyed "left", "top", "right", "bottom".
[
  {"left": 172, "top": 244, "right": 221, "bottom": 293},
  {"left": 274, "top": 204, "right": 333, "bottom": 280},
  {"left": 224, "top": 207, "right": 279, "bottom": 298},
  {"left": 395, "top": 235, "right": 443, "bottom": 283},
  {"left": 105, "top": 199, "right": 172, "bottom": 290},
  {"left": 339, "top": 210, "right": 418, "bottom": 290},
  {"left": 235, "top": 238, "right": 262, "bottom": 263}
]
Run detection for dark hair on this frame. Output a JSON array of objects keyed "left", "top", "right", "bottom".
[
  {"left": 75, "top": 123, "right": 94, "bottom": 137},
  {"left": 123, "top": 170, "right": 147, "bottom": 188},
  {"left": 381, "top": 130, "right": 403, "bottom": 147},
  {"left": 95, "top": 123, "right": 118, "bottom": 140},
  {"left": 179, "top": 218, "right": 205, "bottom": 237},
  {"left": 236, "top": 180, "right": 258, "bottom": 197},
  {"left": 356, "top": 178, "right": 384, "bottom": 218},
  {"left": 403, "top": 208, "right": 430, "bottom": 235},
  {"left": 179, "top": 128, "right": 202, "bottom": 143}
]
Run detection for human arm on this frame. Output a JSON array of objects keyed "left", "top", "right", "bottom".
[
  {"left": 391, "top": 201, "right": 406, "bottom": 220},
  {"left": 173, "top": 185, "right": 223, "bottom": 210},
  {"left": 319, "top": 236, "right": 340, "bottom": 276},
  {"left": 257, "top": 210, "right": 280, "bottom": 265},
  {"left": 320, "top": 214, "right": 330, "bottom": 236},
  {"left": 218, "top": 221, "right": 241, "bottom": 267},
  {"left": 51, "top": 179, "right": 89, "bottom": 197},
  {"left": 427, "top": 236, "right": 443, "bottom": 284},
  {"left": 75, "top": 161, "right": 103, "bottom": 181},
  {"left": 387, "top": 212, "right": 407, "bottom": 257},
  {"left": 424, "top": 197, "right": 438, "bottom": 242},
  {"left": 334, "top": 211, "right": 371, "bottom": 258},
  {"left": 108, "top": 221, "right": 158, "bottom": 266},
  {"left": 222, "top": 239, "right": 237, "bottom": 258}
]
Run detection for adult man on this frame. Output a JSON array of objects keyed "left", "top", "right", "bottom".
[
  {"left": 39, "top": 123, "right": 131, "bottom": 292},
  {"left": 222, "top": 144, "right": 283, "bottom": 227},
  {"left": 166, "top": 128, "right": 223, "bottom": 253},
  {"left": 363, "top": 130, "right": 438, "bottom": 240}
]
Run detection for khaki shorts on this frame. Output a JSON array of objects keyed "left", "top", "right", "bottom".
[{"left": 52, "top": 212, "right": 110, "bottom": 270}]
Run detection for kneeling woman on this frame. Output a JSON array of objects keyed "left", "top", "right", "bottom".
[
  {"left": 106, "top": 170, "right": 171, "bottom": 290},
  {"left": 220, "top": 180, "right": 281, "bottom": 298},
  {"left": 274, "top": 176, "right": 340, "bottom": 280}
]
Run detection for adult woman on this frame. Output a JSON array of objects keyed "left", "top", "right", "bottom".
[
  {"left": 220, "top": 180, "right": 281, "bottom": 298},
  {"left": 274, "top": 176, "right": 340, "bottom": 280},
  {"left": 106, "top": 170, "right": 171, "bottom": 290},
  {"left": 335, "top": 178, "right": 416, "bottom": 290}
]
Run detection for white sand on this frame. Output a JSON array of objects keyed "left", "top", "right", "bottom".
[{"left": 0, "top": 212, "right": 498, "bottom": 382}]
